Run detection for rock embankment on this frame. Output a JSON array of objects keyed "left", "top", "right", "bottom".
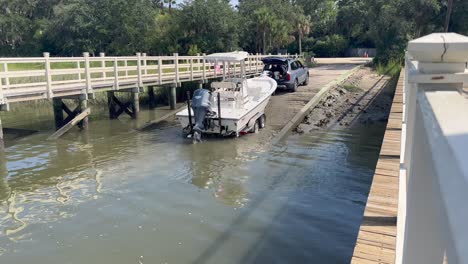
[{"left": 296, "top": 67, "right": 395, "bottom": 133}]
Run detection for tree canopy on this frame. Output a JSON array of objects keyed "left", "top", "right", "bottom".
[{"left": 0, "top": 0, "right": 467, "bottom": 63}]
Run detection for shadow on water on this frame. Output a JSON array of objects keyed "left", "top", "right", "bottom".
[{"left": 191, "top": 126, "right": 385, "bottom": 264}]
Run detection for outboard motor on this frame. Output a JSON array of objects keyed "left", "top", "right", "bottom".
[{"left": 191, "top": 88, "right": 213, "bottom": 143}]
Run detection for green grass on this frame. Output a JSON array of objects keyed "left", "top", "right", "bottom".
[
  {"left": 375, "top": 59, "right": 402, "bottom": 78},
  {"left": 342, "top": 84, "right": 362, "bottom": 92}
]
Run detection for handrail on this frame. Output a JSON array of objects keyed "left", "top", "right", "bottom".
[
  {"left": 397, "top": 33, "right": 468, "bottom": 264},
  {"left": 0, "top": 53, "right": 302, "bottom": 104}
]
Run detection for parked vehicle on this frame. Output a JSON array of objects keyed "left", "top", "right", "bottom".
[{"left": 261, "top": 57, "right": 309, "bottom": 92}]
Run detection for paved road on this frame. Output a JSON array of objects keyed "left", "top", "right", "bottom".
[
  {"left": 260, "top": 63, "right": 361, "bottom": 143},
  {"left": 316, "top": 57, "right": 372, "bottom": 65}
]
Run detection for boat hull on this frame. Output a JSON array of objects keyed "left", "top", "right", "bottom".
[{"left": 176, "top": 76, "right": 277, "bottom": 136}]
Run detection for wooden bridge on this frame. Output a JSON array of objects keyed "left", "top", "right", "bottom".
[{"left": 0, "top": 52, "right": 300, "bottom": 143}]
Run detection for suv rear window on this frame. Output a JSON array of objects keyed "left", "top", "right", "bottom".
[
  {"left": 263, "top": 62, "right": 287, "bottom": 72},
  {"left": 290, "top": 61, "right": 299, "bottom": 70}
]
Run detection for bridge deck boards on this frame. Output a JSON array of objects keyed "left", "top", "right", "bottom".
[{"left": 351, "top": 71, "right": 404, "bottom": 264}]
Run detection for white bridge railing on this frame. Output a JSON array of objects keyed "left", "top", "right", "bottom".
[
  {"left": 397, "top": 33, "right": 468, "bottom": 264},
  {"left": 0, "top": 53, "right": 301, "bottom": 105}
]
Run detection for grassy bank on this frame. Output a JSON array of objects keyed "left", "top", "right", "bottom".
[{"left": 375, "top": 59, "right": 402, "bottom": 78}]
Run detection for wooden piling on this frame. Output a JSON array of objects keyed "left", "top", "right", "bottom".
[
  {"left": 107, "top": 91, "right": 117, "bottom": 119},
  {"left": 52, "top": 98, "right": 64, "bottom": 129},
  {"left": 132, "top": 88, "right": 140, "bottom": 118},
  {"left": 148, "top": 86, "right": 156, "bottom": 109},
  {"left": 79, "top": 95, "right": 89, "bottom": 129},
  {"left": 169, "top": 85, "right": 177, "bottom": 110},
  {"left": 48, "top": 108, "right": 91, "bottom": 140}
]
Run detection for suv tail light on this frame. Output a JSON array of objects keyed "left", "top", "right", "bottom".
[{"left": 286, "top": 73, "right": 291, "bottom": 81}]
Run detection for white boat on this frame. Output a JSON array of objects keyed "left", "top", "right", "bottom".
[{"left": 176, "top": 51, "right": 277, "bottom": 141}]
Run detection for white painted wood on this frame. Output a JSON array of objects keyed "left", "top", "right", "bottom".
[
  {"left": 136, "top": 53, "right": 143, "bottom": 88},
  {"left": 202, "top": 53, "right": 207, "bottom": 81},
  {"left": 399, "top": 32, "right": 468, "bottom": 264},
  {"left": 83, "top": 52, "right": 92, "bottom": 96},
  {"left": 142, "top": 53, "right": 147, "bottom": 76},
  {"left": 190, "top": 58, "right": 193, "bottom": 81},
  {"left": 2, "top": 62, "right": 9, "bottom": 91},
  {"left": 174, "top": 53, "right": 179, "bottom": 84},
  {"left": 0, "top": 53, "right": 301, "bottom": 102},
  {"left": 44, "top": 52, "right": 53, "bottom": 99},
  {"left": 100, "top": 52, "right": 106, "bottom": 79},
  {"left": 77, "top": 61, "right": 82, "bottom": 81},
  {"left": 113, "top": 57, "right": 119, "bottom": 90}
]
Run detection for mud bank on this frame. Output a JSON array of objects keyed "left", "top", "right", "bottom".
[{"left": 296, "top": 67, "right": 396, "bottom": 133}]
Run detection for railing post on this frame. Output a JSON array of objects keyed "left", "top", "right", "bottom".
[
  {"left": 400, "top": 32, "right": 468, "bottom": 264},
  {"left": 100, "top": 52, "right": 106, "bottom": 80},
  {"left": 44, "top": 52, "right": 53, "bottom": 99},
  {"left": 83, "top": 52, "right": 92, "bottom": 97},
  {"left": 113, "top": 57, "right": 119, "bottom": 90},
  {"left": 158, "top": 56, "right": 162, "bottom": 85},
  {"left": 190, "top": 58, "right": 194, "bottom": 81},
  {"left": 173, "top": 53, "right": 179, "bottom": 85},
  {"left": 0, "top": 62, "right": 8, "bottom": 105},
  {"left": 136, "top": 52, "right": 143, "bottom": 88},
  {"left": 142, "top": 53, "right": 147, "bottom": 76},
  {"left": 124, "top": 59, "right": 128, "bottom": 77},
  {"left": 223, "top": 61, "right": 227, "bottom": 80},
  {"left": 2, "top": 62, "right": 9, "bottom": 90},
  {"left": 255, "top": 53, "right": 259, "bottom": 73},
  {"left": 77, "top": 61, "right": 82, "bottom": 81},
  {"left": 202, "top": 53, "right": 207, "bottom": 82},
  {"left": 0, "top": 67, "right": 5, "bottom": 106}
]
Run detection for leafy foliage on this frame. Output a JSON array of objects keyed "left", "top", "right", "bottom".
[{"left": 0, "top": 0, "right": 467, "bottom": 64}]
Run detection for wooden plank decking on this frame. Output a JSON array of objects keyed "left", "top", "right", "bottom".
[{"left": 351, "top": 70, "right": 404, "bottom": 264}]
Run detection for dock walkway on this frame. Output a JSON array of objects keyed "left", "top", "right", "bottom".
[{"left": 351, "top": 70, "right": 404, "bottom": 263}]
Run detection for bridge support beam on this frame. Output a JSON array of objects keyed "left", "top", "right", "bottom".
[
  {"left": 169, "top": 85, "right": 177, "bottom": 110},
  {"left": 53, "top": 95, "right": 89, "bottom": 131},
  {"left": 107, "top": 89, "right": 140, "bottom": 119}
]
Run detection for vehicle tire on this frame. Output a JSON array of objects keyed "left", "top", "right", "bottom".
[
  {"left": 304, "top": 74, "right": 309, "bottom": 85},
  {"left": 250, "top": 120, "right": 259, "bottom": 133},
  {"left": 259, "top": 114, "right": 266, "bottom": 129},
  {"left": 291, "top": 79, "right": 298, "bottom": 92}
]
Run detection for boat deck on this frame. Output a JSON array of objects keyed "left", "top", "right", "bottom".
[{"left": 351, "top": 70, "right": 404, "bottom": 264}]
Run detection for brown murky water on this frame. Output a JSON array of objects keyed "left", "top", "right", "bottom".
[{"left": 0, "top": 104, "right": 385, "bottom": 264}]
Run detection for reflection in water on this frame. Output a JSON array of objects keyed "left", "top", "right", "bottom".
[
  {"left": 186, "top": 137, "right": 267, "bottom": 207},
  {"left": 0, "top": 104, "right": 385, "bottom": 263}
]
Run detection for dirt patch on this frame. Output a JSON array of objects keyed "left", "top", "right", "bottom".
[{"left": 296, "top": 67, "right": 395, "bottom": 133}]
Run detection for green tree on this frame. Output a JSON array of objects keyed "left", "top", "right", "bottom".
[
  {"left": 175, "top": 0, "right": 239, "bottom": 54},
  {"left": 238, "top": 0, "right": 297, "bottom": 53},
  {"left": 295, "top": 13, "right": 312, "bottom": 55}
]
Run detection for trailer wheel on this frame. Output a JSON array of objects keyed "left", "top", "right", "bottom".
[
  {"left": 250, "top": 120, "right": 259, "bottom": 134},
  {"left": 259, "top": 114, "right": 266, "bottom": 129}
]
